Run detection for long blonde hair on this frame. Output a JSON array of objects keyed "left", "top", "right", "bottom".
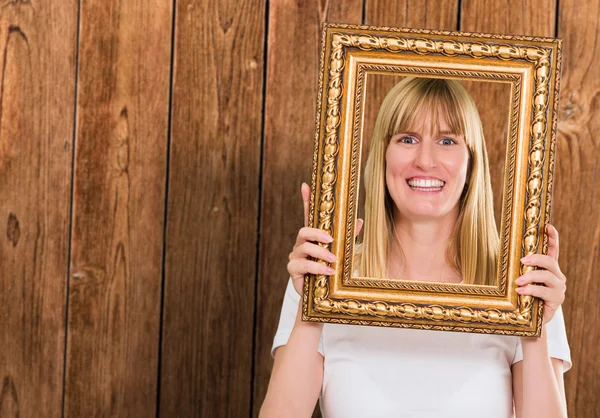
[{"left": 359, "top": 77, "right": 499, "bottom": 285}]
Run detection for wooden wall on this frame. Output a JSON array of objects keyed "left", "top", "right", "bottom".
[{"left": 0, "top": 1, "right": 598, "bottom": 417}]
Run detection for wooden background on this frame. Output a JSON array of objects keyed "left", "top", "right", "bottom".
[{"left": 1, "top": 0, "right": 598, "bottom": 417}]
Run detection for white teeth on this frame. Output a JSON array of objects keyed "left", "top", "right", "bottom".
[{"left": 407, "top": 178, "right": 445, "bottom": 188}]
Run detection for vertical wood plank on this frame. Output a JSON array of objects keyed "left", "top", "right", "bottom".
[
  {"left": 64, "top": 0, "right": 172, "bottom": 416},
  {"left": 556, "top": 0, "right": 600, "bottom": 416},
  {"left": 0, "top": 2, "right": 77, "bottom": 416},
  {"left": 461, "top": 0, "right": 555, "bottom": 36},
  {"left": 365, "top": 0, "right": 458, "bottom": 28},
  {"left": 253, "top": 2, "right": 363, "bottom": 417},
  {"left": 160, "top": 0, "right": 265, "bottom": 416}
]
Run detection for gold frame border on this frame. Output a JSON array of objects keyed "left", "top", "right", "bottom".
[{"left": 304, "top": 23, "right": 561, "bottom": 337}]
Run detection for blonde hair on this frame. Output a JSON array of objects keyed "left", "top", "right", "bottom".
[{"left": 358, "top": 77, "right": 499, "bottom": 285}]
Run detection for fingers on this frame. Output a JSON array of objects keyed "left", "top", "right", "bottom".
[
  {"left": 546, "top": 223, "right": 559, "bottom": 261},
  {"left": 294, "top": 226, "right": 333, "bottom": 247},
  {"left": 291, "top": 241, "right": 337, "bottom": 264},
  {"left": 516, "top": 259, "right": 567, "bottom": 310},
  {"left": 517, "top": 233, "right": 567, "bottom": 319},
  {"left": 301, "top": 182, "right": 310, "bottom": 227},
  {"left": 287, "top": 258, "right": 335, "bottom": 280},
  {"left": 288, "top": 240, "right": 336, "bottom": 281},
  {"left": 521, "top": 253, "right": 565, "bottom": 281},
  {"left": 289, "top": 224, "right": 336, "bottom": 280},
  {"left": 515, "top": 270, "right": 563, "bottom": 288},
  {"left": 355, "top": 218, "right": 364, "bottom": 237},
  {"left": 515, "top": 283, "right": 565, "bottom": 305}
]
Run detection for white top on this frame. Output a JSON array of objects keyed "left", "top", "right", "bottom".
[{"left": 272, "top": 279, "right": 571, "bottom": 418}]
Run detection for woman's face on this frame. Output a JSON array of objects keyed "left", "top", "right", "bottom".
[{"left": 385, "top": 111, "right": 470, "bottom": 223}]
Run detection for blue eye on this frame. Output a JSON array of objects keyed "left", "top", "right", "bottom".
[
  {"left": 399, "top": 136, "right": 417, "bottom": 144},
  {"left": 440, "top": 138, "right": 455, "bottom": 145}
]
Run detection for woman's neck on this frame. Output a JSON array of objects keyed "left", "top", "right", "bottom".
[{"left": 389, "top": 211, "right": 461, "bottom": 283}]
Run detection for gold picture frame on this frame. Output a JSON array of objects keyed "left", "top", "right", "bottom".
[{"left": 302, "top": 23, "right": 562, "bottom": 337}]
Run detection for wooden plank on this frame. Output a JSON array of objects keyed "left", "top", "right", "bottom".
[
  {"left": 64, "top": 0, "right": 172, "bottom": 416},
  {"left": 555, "top": 1, "right": 600, "bottom": 416},
  {"left": 461, "top": 0, "right": 555, "bottom": 36},
  {"left": 253, "top": 2, "right": 363, "bottom": 417},
  {"left": 159, "top": 1, "right": 265, "bottom": 417},
  {"left": 365, "top": 0, "right": 458, "bottom": 28},
  {"left": 0, "top": 2, "right": 77, "bottom": 417}
]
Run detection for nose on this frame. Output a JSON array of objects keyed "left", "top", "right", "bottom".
[{"left": 414, "top": 141, "right": 437, "bottom": 169}]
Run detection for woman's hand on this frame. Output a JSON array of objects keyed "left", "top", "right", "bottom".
[
  {"left": 287, "top": 183, "right": 363, "bottom": 295},
  {"left": 515, "top": 224, "right": 567, "bottom": 325}
]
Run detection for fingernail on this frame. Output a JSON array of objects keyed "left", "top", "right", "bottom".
[
  {"left": 515, "top": 287, "right": 524, "bottom": 293},
  {"left": 327, "top": 253, "right": 337, "bottom": 262},
  {"left": 326, "top": 267, "right": 335, "bottom": 274},
  {"left": 515, "top": 277, "right": 524, "bottom": 284},
  {"left": 324, "top": 234, "right": 333, "bottom": 243},
  {"left": 521, "top": 256, "right": 531, "bottom": 263}
]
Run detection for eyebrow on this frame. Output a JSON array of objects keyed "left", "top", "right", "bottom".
[{"left": 392, "top": 130, "right": 460, "bottom": 136}]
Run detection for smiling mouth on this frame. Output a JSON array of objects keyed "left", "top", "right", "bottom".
[{"left": 407, "top": 178, "right": 445, "bottom": 191}]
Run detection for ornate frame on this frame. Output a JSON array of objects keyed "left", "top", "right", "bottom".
[{"left": 303, "top": 23, "right": 562, "bottom": 336}]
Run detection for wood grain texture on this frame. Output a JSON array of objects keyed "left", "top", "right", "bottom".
[
  {"left": 0, "top": 2, "right": 76, "bottom": 417},
  {"left": 253, "top": 2, "right": 363, "bottom": 417},
  {"left": 556, "top": 0, "right": 600, "bottom": 416},
  {"left": 64, "top": 0, "right": 172, "bottom": 416},
  {"left": 461, "top": 0, "right": 555, "bottom": 36},
  {"left": 365, "top": 0, "right": 458, "bottom": 28},
  {"left": 160, "top": 1, "right": 265, "bottom": 416}
]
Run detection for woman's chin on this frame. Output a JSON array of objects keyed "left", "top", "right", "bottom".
[{"left": 396, "top": 204, "right": 459, "bottom": 222}]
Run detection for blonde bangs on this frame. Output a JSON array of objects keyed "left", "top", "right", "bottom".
[{"left": 389, "top": 78, "right": 466, "bottom": 142}]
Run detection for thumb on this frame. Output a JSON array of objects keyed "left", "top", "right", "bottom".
[
  {"left": 546, "top": 223, "right": 559, "bottom": 261},
  {"left": 301, "top": 182, "right": 310, "bottom": 227},
  {"left": 355, "top": 218, "right": 364, "bottom": 237}
]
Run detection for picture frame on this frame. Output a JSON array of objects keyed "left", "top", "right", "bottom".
[{"left": 302, "top": 23, "right": 562, "bottom": 337}]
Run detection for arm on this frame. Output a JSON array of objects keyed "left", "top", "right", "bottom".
[
  {"left": 512, "top": 224, "right": 568, "bottom": 418},
  {"left": 259, "top": 303, "right": 324, "bottom": 418},
  {"left": 261, "top": 184, "right": 351, "bottom": 417},
  {"left": 512, "top": 327, "right": 567, "bottom": 418}
]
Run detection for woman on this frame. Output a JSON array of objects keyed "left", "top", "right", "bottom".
[{"left": 260, "top": 78, "right": 570, "bottom": 418}]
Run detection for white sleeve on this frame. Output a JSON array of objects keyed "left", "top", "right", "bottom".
[
  {"left": 271, "top": 278, "right": 325, "bottom": 357},
  {"left": 512, "top": 306, "right": 572, "bottom": 371}
]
